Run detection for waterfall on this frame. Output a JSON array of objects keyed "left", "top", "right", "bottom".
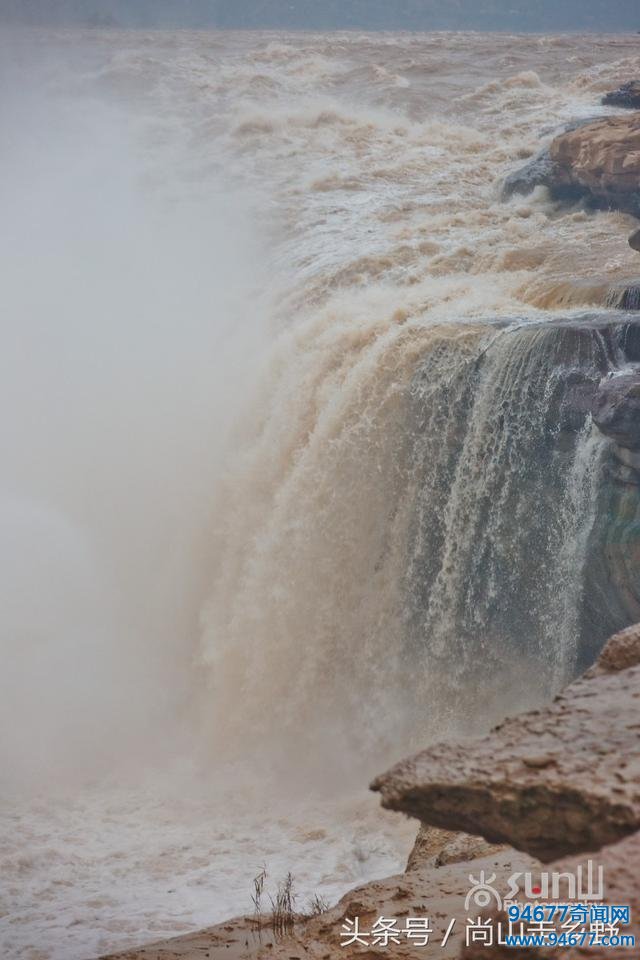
[
  {"left": 200, "top": 313, "right": 635, "bottom": 772},
  {"left": 405, "top": 321, "right": 610, "bottom": 735}
]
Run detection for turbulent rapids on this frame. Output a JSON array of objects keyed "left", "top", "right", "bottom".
[{"left": 2, "top": 24, "right": 640, "bottom": 960}]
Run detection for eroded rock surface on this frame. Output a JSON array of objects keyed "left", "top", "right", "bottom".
[{"left": 371, "top": 626, "right": 640, "bottom": 863}]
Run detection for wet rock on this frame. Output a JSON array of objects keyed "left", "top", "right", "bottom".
[
  {"left": 602, "top": 80, "right": 640, "bottom": 109},
  {"left": 371, "top": 625, "right": 640, "bottom": 863},
  {"left": 501, "top": 149, "right": 558, "bottom": 199},
  {"left": 592, "top": 371, "right": 640, "bottom": 450}
]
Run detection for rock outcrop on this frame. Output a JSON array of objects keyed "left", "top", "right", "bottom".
[
  {"left": 371, "top": 624, "right": 640, "bottom": 863},
  {"left": 548, "top": 116, "right": 640, "bottom": 216},
  {"left": 503, "top": 116, "right": 640, "bottom": 216},
  {"left": 602, "top": 80, "right": 640, "bottom": 109}
]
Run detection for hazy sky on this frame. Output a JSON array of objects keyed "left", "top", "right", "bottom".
[{"left": 3, "top": 0, "right": 640, "bottom": 31}]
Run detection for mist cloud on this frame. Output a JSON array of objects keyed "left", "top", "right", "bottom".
[{"left": 0, "top": 48, "right": 269, "bottom": 786}]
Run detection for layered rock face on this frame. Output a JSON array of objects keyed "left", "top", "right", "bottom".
[{"left": 503, "top": 116, "right": 640, "bottom": 216}]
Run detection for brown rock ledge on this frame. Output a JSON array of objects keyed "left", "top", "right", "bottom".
[
  {"left": 371, "top": 625, "right": 640, "bottom": 863},
  {"left": 503, "top": 116, "right": 640, "bottom": 217},
  {"left": 548, "top": 116, "right": 640, "bottom": 216}
]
